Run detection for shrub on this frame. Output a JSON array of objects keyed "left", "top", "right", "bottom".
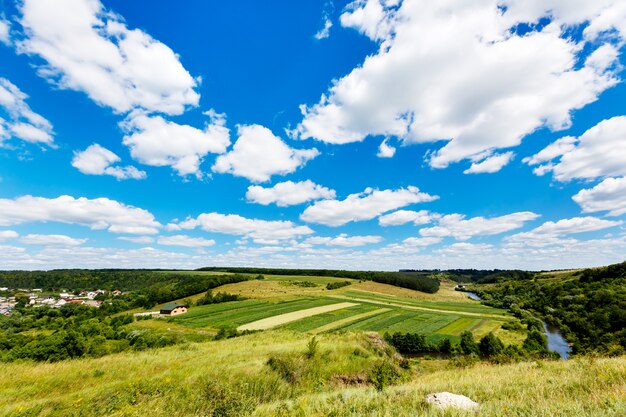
[
  {"left": 459, "top": 331, "right": 480, "bottom": 355},
  {"left": 305, "top": 336, "right": 319, "bottom": 359},
  {"left": 369, "top": 359, "right": 403, "bottom": 391},
  {"left": 326, "top": 281, "right": 352, "bottom": 290},
  {"left": 479, "top": 332, "right": 505, "bottom": 357}
]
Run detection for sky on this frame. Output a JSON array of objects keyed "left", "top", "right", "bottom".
[{"left": 0, "top": 0, "right": 625, "bottom": 271}]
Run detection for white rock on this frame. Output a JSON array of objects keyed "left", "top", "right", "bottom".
[{"left": 425, "top": 392, "right": 479, "bottom": 410}]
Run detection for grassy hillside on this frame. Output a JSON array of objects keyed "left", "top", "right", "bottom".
[
  {"left": 1, "top": 330, "right": 624, "bottom": 417},
  {"left": 167, "top": 276, "right": 518, "bottom": 344}
]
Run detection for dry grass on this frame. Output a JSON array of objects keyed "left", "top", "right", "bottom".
[
  {"left": 345, "top": 280, "right": 472, "bottom": 302},
  {"left": 1, "top": 330, "right": 624, "bottom": 417}
]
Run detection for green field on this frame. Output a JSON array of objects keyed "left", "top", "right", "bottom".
[{"left": 170, "top": 274, "right": 518, "bottom": 342}]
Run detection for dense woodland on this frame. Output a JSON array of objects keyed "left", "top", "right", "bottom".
[
  {"left": 197, "top": 267, "right": 440, "bottom": 293},
  {"left": 475, "top": 261, "right": 626, "bottom": 355}
]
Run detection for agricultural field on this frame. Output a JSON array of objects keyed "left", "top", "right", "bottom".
[{"left": 170, "top": 274, "right": 521, "bottom": 343}]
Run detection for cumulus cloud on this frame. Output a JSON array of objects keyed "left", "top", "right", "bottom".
[
  {"left": 296, "top": 0, "right": 622, "bottom": 171},
  {"left": 121, "top": 112, "right": 230, "bottom": 177},
  {"left": 17, "top": 0, "right": 199, "bottom": 115},
  {"left": 0, "top": 77, "right": 54, "bottom": 146},
  {"left": 305, "top": 233, "right": 382, "bottom": 247},
  {"left": 314, "top": 1, "right": 334, "bottom": 40},
  {"left": 464, "top": 152, "right": 515, "bottom": 174},
  {"left": 0, "top": 195, "right": 160, "bottom": 234},
  {"left": 0, "top": 18, "right": 10, "bottom": 45},
  {"left": 213, "top": 125, "right": 319, "bottom": 182},
  {"left": 168, "top": 212, "right": 314, "bottom": 242},
  {"left": 301, "top": 186, "right": 437, "bottom": 226},
  {"left": 506, "top": 216, "right": 623, "bottom": 247},
  {"left": 378, "top": 210, "right": 434, "bottom": 226},
  {"left": 573, "top": 177, "right": 626, "bottom": 217},
  {"left": 19, "top": 234, "right": 87, "bottom": 246},
  {"left": 117, "top": 236, "right": 155, "bottom": 244},
  {"left": 0, "top": 230, "right": 18, "bottom": 241},
  {"left": 72, "top": 143, "right": 146, "bottom": 180},
  {"left": 420, "top": 212, "right": 540, "bottom": 240},
  {"left": 377, "top": 138, "right": 396, "bottom": 158},
  {"left": 524, "top": 116, "right": 626, "bottom": 181},
  {"left": 246, "top": 180, "right": 336, "bottom": 207},
  {"left": 157, "top": 234, "right": 216, "bottom": 248}
]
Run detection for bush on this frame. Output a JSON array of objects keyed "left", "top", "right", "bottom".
[
  {"left": 305, "top": 336, "right": 319, "bottom": 359},
  {"left": 326, "top": 281, "right": 352, "bottom": 290},
  {"left": 459, "top": 331, "right": 480, "bottom": 355},
  {"left": 369, "top": 359, "right": 403, "bottom": 391},
  {"left": 479, "top": 332, "right": 504, "bottom": 357}
]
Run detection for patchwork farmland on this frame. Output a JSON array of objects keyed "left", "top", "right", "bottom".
[{"left": 170, "top": 273, "right": 519, "bottom": 343}]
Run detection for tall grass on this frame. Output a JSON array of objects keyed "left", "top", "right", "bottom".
[{"left": 1, "top": 331, "right": 625, "bottom": 417}]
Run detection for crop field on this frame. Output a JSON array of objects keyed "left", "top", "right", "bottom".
[{"left": 169, "top": 273, "right": 518, "bottom": 341}]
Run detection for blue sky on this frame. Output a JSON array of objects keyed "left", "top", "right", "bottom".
[{"left": 0, "top": 0, "right": 625, "bottom": 270}]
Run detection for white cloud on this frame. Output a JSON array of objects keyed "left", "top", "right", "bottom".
[
  {"left": 169, "top": 212, "right": 314, "bottom": 242},
  {"left": 18, "top": 0, "right": 199, "bottom": 115},
  {"left": 117, "top": 236, "right": 155, "bottom": 244},
  {"left": 305, "top": 233, "right": 382, "bottom": 247},
  {"left": 72, "top": 143, "right": 146, "bottom": 180},
  {"left": 315, "top": 18, "right": 333, "bottom": 40},
  {"left": 0, "top": 230, "right": 18, "bottom": 241},
  {"left": 0, "top": 18, "right": 10, "bottom": 45},
  {"left": 121, "top": 112, "right": 230, "bottom": 178},
  {"left": 0, "top": 77, "right": 54, "bottom": 145},
  {"left": 314, "top": 1, "right": 334, "bottom": 40},
  {"left": 378, "top": 209, "right": 433, "bottom": 226},
  {"left": 301, "top": 186, "right": 437, "bottom": 226},
  {"left": 377, "top": 138, "right": 396, "bottom": 158},
  {"left": 213, "top": 124, "right": 319, "bottom": 182},
  {"left": 464, "top": 152, "right": 515, "bottom": 174},
  {"left": 20, "top": 234, "right": 87, "bottom": 246},
  {"left": 246, "top": 180, "right": 336, "bottom": 207},
  {"left": 420, "top": 212, "right": 540, "bottom": 240},
  {"left": 573, "top": 176, "right": 626, "bottom": 217},
  {"left": 506, "top": 216, "right": 623, "bottom": 247},
  {"left": 524, "top": 116, "right": 626, "bottom": 181},
  {"left": 296, "top": 0, "right": 621, "bottom": 171},
  {"left": 0, "top": 195, "right": 160, "bottom": 234},
  {"left": 401, "top": 237, "right": 442, "bottom": 247},
  {"left": 157, "top": 234, "right": 216, "bottom": 248}
]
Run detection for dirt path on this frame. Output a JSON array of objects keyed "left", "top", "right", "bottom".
[
  {"left": 309, "top": 308, "right": 391, "bottom": 333},
  {"left": 237, "top": 302, "right": 359, "bottom": 331}
]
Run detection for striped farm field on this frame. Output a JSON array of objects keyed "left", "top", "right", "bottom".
[
  {"left": 237, "top": 302, "right": 358, "bottom": 331},
  {"left": 168, "top": 274, "right": 519, "bottom": 342},
  {"left": 172, "top": 297, "right": 340, "bottom": 329}
]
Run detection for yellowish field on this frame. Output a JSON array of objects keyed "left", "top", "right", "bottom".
[
  {"left": 345, "top": 280, "right": 470, "bottom": 302},
  {"left": 1, "top": 330, "right": 625, "bottom": 417},
  {"left": 238, "top": 302, "right": 358, "bottom": 331}
]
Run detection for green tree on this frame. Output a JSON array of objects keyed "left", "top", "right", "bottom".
[
  {"left": 459, "top": 331, "right": 480, "bottom": 355},
  {"left": 479, "top": 332, "right": 504, "bottom": 357}
]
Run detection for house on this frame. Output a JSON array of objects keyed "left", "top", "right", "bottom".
[
  {"left": 159, "top": 303, "right": 188, "bottom": 316},
  {"left": 112, "top": 290, "right": 122, "bottom": 296}
]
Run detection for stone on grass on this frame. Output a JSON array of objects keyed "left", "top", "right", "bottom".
[{"left": 425, "top": 392, "right": 479, "bottom": 410}]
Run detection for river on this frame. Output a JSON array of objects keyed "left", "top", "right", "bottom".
[
  {"left": 465, "top": 292, "right": 481, "bottom": 301},
  {"left": 542, "top": 322, "right": 572, "bottom": 360}
]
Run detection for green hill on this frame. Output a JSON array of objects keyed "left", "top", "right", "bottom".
[{"left": 2, "top": 330, "right": 625, "bottom": 417}]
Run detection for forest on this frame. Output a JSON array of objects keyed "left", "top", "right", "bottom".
[
  {"left": 474, "top": 261, "right": 626, "bottom": 355},
  {"left": 197, "top": 267, "right": 441, "bottom": 293}
]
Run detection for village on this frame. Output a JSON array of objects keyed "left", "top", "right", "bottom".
[{"left": 0, "top": 288, "right": 124, "bottom": 316}]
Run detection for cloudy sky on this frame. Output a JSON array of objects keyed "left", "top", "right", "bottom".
[{"left": 0, "top": 0, "right": 625, "bottom": 270}]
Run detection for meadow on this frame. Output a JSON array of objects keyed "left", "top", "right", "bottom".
[
  {"left": 169, "top": 274, "right": 520, "bottom": 344},
  {"left": 1, "top": 330, "right": 624, "bottom": 417}
]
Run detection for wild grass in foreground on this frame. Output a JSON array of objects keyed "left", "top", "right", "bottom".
[{"left": 1, "top": 330, "right": 624, "bottom": 417}]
